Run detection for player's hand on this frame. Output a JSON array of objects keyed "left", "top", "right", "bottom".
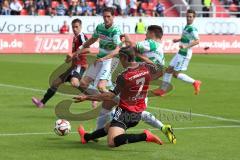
[
  {"left": 73, "top": 94, "right": 87, "bottom": 103},
  {"left": 65, "top": 54, "right": 72, "bottom": 63},
  {"left": 179, "top": 45, "right": 186, "bottom": 49},
  {"left": 173, "top": 39, "right": 179, "bottom": 43},
  {"left": 95, "top": 58, "right": 104, "bottom": 65}
]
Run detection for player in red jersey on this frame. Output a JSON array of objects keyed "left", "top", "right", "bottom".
[
  {"left": 32, "top": 18, "right": 89, "bottom": 108},
  {"left": 74, "top": 46, "right": 164, "bottom": 147}
]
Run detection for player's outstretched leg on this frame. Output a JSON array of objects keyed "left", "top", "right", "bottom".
[
  {"left": 108, "top": 127, "right": 163, "bottom": 147},
  {"left": 176, "top": 73, "right": 202, "bottom": 95},
  {"left": 162, "top": 125, "right": 177, "bottom": 144},
  {"left": 141, "top": 111, "right": 176, "bottom": 144},
  {"left": 78, "top": 124, "right": 108, "bottom": 144},
  {"left": 153, "top": 67, "right": 173, "bottom": 97},
  {"left": 32, "top": 86, "right": 57, "bottom": 108}
]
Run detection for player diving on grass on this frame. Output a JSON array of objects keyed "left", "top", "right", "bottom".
[
  {"left": 153, "top": 9, "right": 202, "bottom": 97},
  {"left": 74, "top": 46, "right": 168, "bottom": 147},
  {"left": 32, "top": 18, "right": 90, "bottom": 108},
  {"left": 74, "top": 45, "right": 176, "bottom": 144}
]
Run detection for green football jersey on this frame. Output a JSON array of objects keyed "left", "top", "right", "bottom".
[
  {"left": 136, "top": 39, "right": 165, "bottom": 67},
  {"left": 92, "top": 23, "right": 122, "bottom": 58},
  {"left": 178, "top": 24, "right": 199, "bottom": 58}
]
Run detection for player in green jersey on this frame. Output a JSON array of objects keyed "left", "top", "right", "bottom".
[{"left": 153, "top": 9, "right": 202, "bottom": 96}]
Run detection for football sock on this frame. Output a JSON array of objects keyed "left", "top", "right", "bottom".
[
  {"left": 141, "top": 111, "right": 164, "bottom": 130},
  {"left": 84, "top": 128, "right": 107, "bottom": 141},
  {"left": 161, "top": 73, "right": 173, "bottom": 91},
  {"left": 41, "top": 86, "right": 57, "bottom": 104},
  {"left": 96, "top": 107, "right": 111, "bottom": 130},
  {"left": 177, "top": 73, "right": 195, "bottom": 84},
  {"left": 114, "top": 133, "right": 147, "bottom": 147}
]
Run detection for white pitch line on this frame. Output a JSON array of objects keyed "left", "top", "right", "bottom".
[
  {"left": 0, "top": 125, "right": 239, "bottom": 137},
  {"left": 1, "top": 83, "right": 240, "bottom": 123},
  {"left": 0, "top": 83, "right": 73, "bottom": 97},
  {"left": 147, "top": 107, "right": 240, "bottom": 124}
]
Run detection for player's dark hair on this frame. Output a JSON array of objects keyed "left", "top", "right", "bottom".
[
  {"left": 72, "top": 18, "right": 82, "bottom": 25},
  {"left": 147, "top": 25, "right": 163, "bottom": 39},
  {"left": 103, "top": 7, "right": 115, "bottom": 15},
  {"left": 119, "top": 46, "right": 136, "bottom": 62},
  {"left": 187, "top": 9, "right": 196, "bottom": 17}
]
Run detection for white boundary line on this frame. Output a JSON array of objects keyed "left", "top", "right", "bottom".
[
  {"left": 147, "top": 107, "right": 240, "bottom": 123},
  {"left": 0, "top": 125, "right": 240, "bottom": 136},
  {"left": 1, "top": 83, "right": 240, "bottom": 123},
  {"left": 0, "top": 83, "right": 73, "bottom": 97}
]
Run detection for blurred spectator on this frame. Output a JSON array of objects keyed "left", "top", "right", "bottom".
[
  {"left": 76, "top": 1, "right": 83, "bottom": 15},
  {"left": 114, "top": 0, "right": 121, "bottom": 15},
  {"left": 1, "top": 0, "right": 11, "bottom": 15},
  {"left": 105, "top": 0, "right": 113, "bottom": 7},
  {"left": 56, "top": 0, "right": 67, "bottom": 16},
  {"left": 29, "top": 6, "right": 37, "bottom": 15},
  {"left": 130, "top": 0, "right": 137, "bottom": 16},
  {"left": 92, "top": 8, "right": 97, "bottom": 16},
  {"left": 68, "top": 0, "right": 78, "bottom": 16},
  {"left": 202, "top": 0, "right": 212, "bottom": 17},
  {"left": 137, "top": 2, "right": 146, "bottom": 16},
  {"left": 36, "top": 0, "right": 45, "bottom": 10},
  {"left": 154, "top": 0, "right": 165, "bottom": 16},
  {"left": 82, "top": 1, "right": 92, "bottom": 15},
  {"left": 224, "top": 0, "right": 233, "bottom": 6},
  {"left": 96, "top": 0, "right": 104, "bottom": 15},
  {"left": 46, "top": 6, "right": 56, "bottom": 16},
  {"left": 119, "top": 0, "right": 127, "bottom": 16},
  {"left": 10, "top": 0, "right": 23, "bottom": 15},
  {"left": 24, "top": 0, "right": 36, "bottom": 13},
  {"left": 60, "top": 20, "right": 69, "bottom": 34},
  {"left": 135, "top": 18, "right": 146, "bottom": 34}
]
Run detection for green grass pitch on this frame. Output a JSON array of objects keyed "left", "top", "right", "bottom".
[{"left": 0, "top": 54, "right": 239, "bottom": 160}]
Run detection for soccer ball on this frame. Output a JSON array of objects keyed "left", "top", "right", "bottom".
[{"left": 54, "top": 119, "right": 71, "bottom": 136}]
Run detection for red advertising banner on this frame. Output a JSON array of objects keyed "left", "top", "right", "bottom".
[
  {"left": 0, "top": 34, "right": 72, "bottom": 54},
  {"left": 0, "top": 34, "right": 239, "bottom": 54}
]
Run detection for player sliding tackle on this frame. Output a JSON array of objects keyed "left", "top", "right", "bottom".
[
  {"left": 74, "top": 46, "right": 166, "bottom": 147},
  {"left": 153, "top": 9, "right": 202, "bottom": 96},
  {"left": 74, "top": 24, "right": 176, "bottom": 144},
  {"left": 74, "top": 46, "right": 176, "bottom": 146}
]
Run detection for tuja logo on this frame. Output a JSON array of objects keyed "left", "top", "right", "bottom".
[{"left": 34, "top": 36, "right": 69, "bottom": 52}]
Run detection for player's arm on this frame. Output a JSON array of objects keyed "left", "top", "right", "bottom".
[
  {"left": 74, "top": 37, "right": 98, "bottom": 54},
  {"left": 97, "top": 31, "right": 122, "bottom": 62},
  {"left": 173, "top": 38, "right": 181, "bottom": 43},
  {"left": 145, "top": 63, "right": 163, "bottom": 80},
  {"left": 73, "top": 92, "right": 116, "bottom": 102},
  {"left": 180, "top": 29, "right": 200, "bottom": 49},
  {"left": 74, "top": 74, "right": 123, "bottom": 102},
  {"left": 97, "top": 46, "right": 121, "bottom": 62},
  {"left": 182, "top": 39, "right": 199, "bottom": 49},
  {"left": 136, "top": 52, "right": 154, "bottom": 65}
]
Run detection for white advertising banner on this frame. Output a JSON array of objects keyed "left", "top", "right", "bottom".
[{"left": 0, "top": 16, "right": 240, "bottom": 35}]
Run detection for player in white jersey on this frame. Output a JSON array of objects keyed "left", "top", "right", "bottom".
[
  {"left": 76, "top": 7, "right": 122, "bottom": 95},
  {"left": 125, "top": 25, "right": 165, "bottom": 75},
  {"left": 153, "top": 9, "right": 202, "bottom": 96}
]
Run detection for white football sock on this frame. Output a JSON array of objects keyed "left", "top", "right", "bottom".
[
  {"left": 161, "top": 73, "right": 173, "bottom": 91},
  {"left": 141, "top": 111, "right": 164, "bottom": 130},
  {"left": 177, "top": 73, "right": 195, "bottom": 84},
  {"left": 96, "top": 107, "right": 111, "bottom": 130}
]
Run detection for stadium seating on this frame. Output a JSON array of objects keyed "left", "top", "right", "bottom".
[
  {"left": 51, "top": 1, "right": 59, "bottom": 9},
  {"left": 38, "top": 9, "right": 46, "bottom": 16},
  {"left": 20, "top": 9, "right": 28, "bottom": 15},
  {"left": 1, "top": 0, "right": 183, "bottom": 17}
]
